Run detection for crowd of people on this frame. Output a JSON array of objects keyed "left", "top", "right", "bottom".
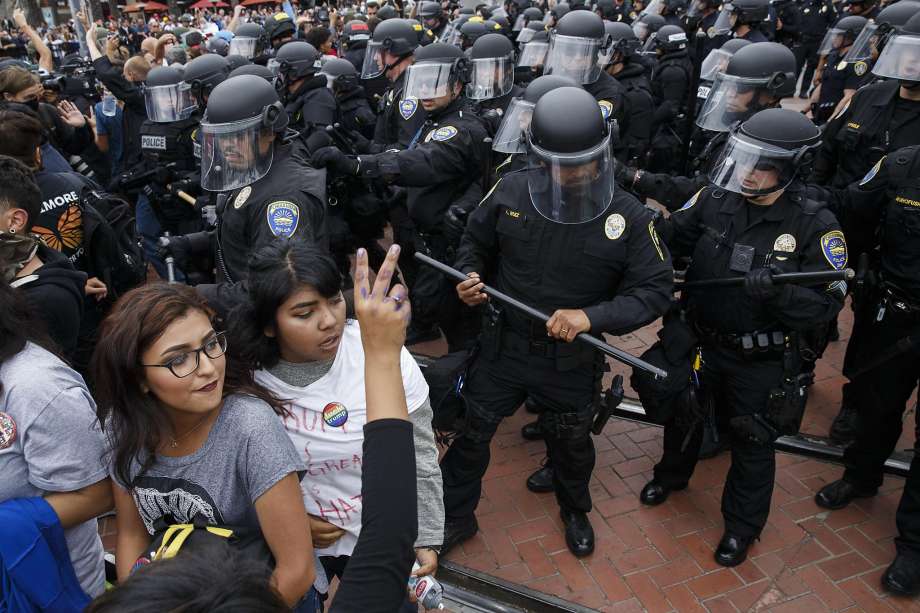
[{"left": 0, "top": 0, "right": 919, "bottom": 609}]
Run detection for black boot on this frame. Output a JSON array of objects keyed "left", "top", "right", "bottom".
[
  {"left": 526, "top": 461, "right": 554, "bottom": 493},
  {"left": 440, "top": 515, "right": 479, "bottom": 557},
  {"left": 814, "top": 479, "right": 877, "bottom": 510},
  {"left": 560, "top": 509, "right": 595, "bottom": 557},
  {"left": 882, "top": 554, "right": 920, "bottom": 596},
  {"left": 639, "top": 479, "right": 686, "bottom": 506},
  {"left": 715, "top": 533, "right": 755, "bottom": 567},
  {"left": 829, "top": 403, "right": 859, "bottom": 446}
]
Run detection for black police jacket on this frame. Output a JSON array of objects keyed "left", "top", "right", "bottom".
[
  {"left": 650, "top": 51, "right": 693, "bottom": 124},
  {"left": 286, "top": 77, "right": 339, "bottom": 138},
  {"left": 585, "top": 71, "right": 632, "bottom": 160},
  {"left": 657, "top": 183, "right": 846, "bottom": 334},
  {"left": 816, "top": 48, "right": 864, "bottom": 109},
  {"left": 139, "top": 116, "right": 199, "bottom": 172},
  {"left": 92, "top": 56, "right": 146, "bottom": 168},
  {"left": 373, "top": 70, "right": 428, "bottom": 150},
  {"left": 343, "top": 46, "right": 366, "bottom": 72},
  {"left": 634, "top": 129, "right": 730, "bottom": 210},
  {"left": 799, "top": 0, "right": 837, "bottom": 40},
  {"left": 812, "top": 80, "right": 920, "bottom": 189},
  {"left": 825, "top": 145, "right": 920, "bottom": 297},
  {"left": 477, "top": 85, "right": 524, "bottom": 137},
  {"left": 337, "top": 87, "right": 378, "bottom": 139},
  {"left": 357, "top": 98, "right": 490, "bottom": 232},
  {"left": 614, "top": 63, "right": 654, "bottom": 164},
  {"left": 455, "top": 170, "right": 673, "bottom": 336}
]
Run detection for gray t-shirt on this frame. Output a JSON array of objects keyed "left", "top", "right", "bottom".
[
  {"left": 120, "top": 394, "right": 305, "bottom": 536},
  {"left": 0, "top": 342, "right": 107, "bottom": 597}
]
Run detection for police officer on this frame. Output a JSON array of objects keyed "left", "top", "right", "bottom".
[
  {"left": 772, "top": 0, "right": 802, "bottom": 65},
  {"left": 228, "top": 22, "right": 267, "bottom": 61},
  {"left": 597, "top": 0, "right": 634, "bottom": 23},
  {"left": 602, "top": 21, "right": 655, "bottom": 166},
  {"left": 377, "top": 3, "right": 400, "bottom": 21},
  {"left": 840, "top": 1, "right": 920, "bottom": 79},
  {"left": 684, "top": 0, "right": 722, "bottom": 61},
  {"left": 340, "top": 20, "right": 372, "bottom": 72},
  {"left": 808, "top": 15, "right": 868, "bottom": 124},
  {"left": 264, "top": 12, "right": 297, "bottom": 53},
  {"left": 419, "top": 1, "right": 449, "bottom": 39},
  {"left": 842, "top": 0, "right": 879, "bottom": 20},
  {"left": 459, "top": 19, "right": 491, "bottom": 50},
  {"left": 439, "top": 86, "right": 672, "bottom": 557},
  {"left": 312, "top": 43, "right": 490, "bottom": 350},
  {"left": 645, "top": 24, "right": 693, "bottom": 173},
  {"left": 188, "top": 75, "right": 326, "bottom": 313},
  {"left": 812, "top": 145, "right": 920, "bottom": 596},
  {"left": 183, "top": 53, "right": 232, "bottom": 111},
  {"left": 712, "top": 0, "right": 772, "bottom": 42},
  {"left": 275, "top": 42, "right": 338, "bottom": 140},
  {"left": 642, "top": 108, "right": 845, "bottom": 567},
  {"left": 693, "top": 38, "right": 751, "bottom": 123},
  {"left": 796, "top": 0, "right": 838, "bottom": 98},
  {"left": 320, "top": 58, "right": 377, "bottom": 139},
  {"left": 623, "top": 42, "right": 797, "bottom": 209},
  {"left": 812, "top": 13, "right": 920, "bottom": 445},
  {"left": 467, "top": 33, "right": 522, "bottom": 134}
]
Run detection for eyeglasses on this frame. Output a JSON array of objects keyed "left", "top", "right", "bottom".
[{"left": 141, "top": 332, "right": 228, "bottom": 378}]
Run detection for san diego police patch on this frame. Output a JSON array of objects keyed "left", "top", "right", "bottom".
[
  {"left": 598, "top": 100, "right": 614, "bottom": 120},
  {"left": 0, "top": 412, "right": 16, "bottom": 449},
  {"left": 399, "top": 97, "right": 418, "bottom": 120},
  {"left": 605, "top": 213, "right": 626, "bottom": 240},
  {"left": 431, "top": 126, "right": 458, "bottom": 142},
  {"left": 820, "top": 230, "right": 848, "bottom": 270},
  {"left": 859, "top": 156, "right": 885, "bottom": 186},
  {"left": 678, "top": 188, "right": 703, "bottom": 212},
  {"left": 854, "top": 61, "right": 868, "bottom": 76},
  {"left": 266, "top": 201, "right": 300, "bottom": 238},
  {"left": 773, "top": 233, "right": 796, "bottom": 253}
]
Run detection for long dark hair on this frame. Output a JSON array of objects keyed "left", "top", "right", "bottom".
[
  {"left": 228, "top": 239, "right": 342, "bottom": 370},
  {"left": 91, "top": 283, "right": 289, "bottom": 489},
  {"left": 0, "top": 280, "right": 57, "bottom": 395}
]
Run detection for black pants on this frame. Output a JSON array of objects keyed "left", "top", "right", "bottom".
[
  {"left": 798, "top": 39, "right": 821, "bottom": 96},
  {"left": 440, "top": 342, "right": 599, "bottom": 518},
  {"left": 654, "top": 345, "right": 783, "bottom": 538}
]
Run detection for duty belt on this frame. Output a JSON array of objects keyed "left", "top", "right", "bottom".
[
  {"left": 880, "top": 282, "right": 920, "bottom": 319},
  {"left": 501, "top": 327, "right": 559, "bottom": 358},
  {"left": 694, "top": 323, "right": 787, "bottom": 357}
]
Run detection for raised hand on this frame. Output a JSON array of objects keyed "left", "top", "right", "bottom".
[
  {"left": 58, "top": 100, "right": 87, "bottom": 128},
  {"left": 354, "top": 244, "right": 410, "bottom": 359}
]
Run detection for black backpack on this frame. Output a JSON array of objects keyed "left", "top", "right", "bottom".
[{"left": 81, "top": 188, "right": 147, "bottom": 298}]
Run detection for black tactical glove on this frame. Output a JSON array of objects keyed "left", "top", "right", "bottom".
[
  {"left": 443, "top": 204, "right": 471, "bottom": 243},
  {"left": 744, "top": 268, "right": 781, "bottom": 300},
  {"left": 347, "top": 130, "right": 375, "bottom": 154},
  {"left": 311, "top": 146, "right": 359, "bottom": 176}
]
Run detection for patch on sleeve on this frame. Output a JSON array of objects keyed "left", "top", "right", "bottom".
[
  {"left": 854, "top": 61, "right": 868, "bottom": 76},
  {"left": 859, "top": 156, "right": 885, "bottom": 186},
  {"left": 430, "top": 125, "right": 459, "bottom": 142},
  {"left": 820, "top": 230, "right": 848, "bottom": 270},
  {"left": 598, "top": 99, "right": 614, "bottom": 120},
  {"left": 0, "top": 412, "right": 17, "bottom": 449},
  {"left": 678, "top": 188, "right": 704, "bottom": 212},
  {"left": 266, "top": 201, "right": 300, "bottom": 238},
  {"left": 399, "top": 97, "right": 418, "bottom": 120},
  {"left": 648, "top": 220, "right": 664, "bottom": 261},
  {"left": 828, "top": 280, "right": 848, "bottom": 298}
]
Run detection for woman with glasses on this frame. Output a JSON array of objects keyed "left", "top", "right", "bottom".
[{"left": 91, "top": 283, "right": 318, "bottom": 611}]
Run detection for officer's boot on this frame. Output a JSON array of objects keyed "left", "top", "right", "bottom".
[
  {"left": 440, "top": 515, "right": 479, "bottom": 557},
  {"left": 561, "top": 509, "right": 595, "bottom": 557},
  {"left": 882, "top": 554, "right": 920, "bottom": 596},
  {"left": 526, "top": 457, "right": 555, "bottom": 493}
]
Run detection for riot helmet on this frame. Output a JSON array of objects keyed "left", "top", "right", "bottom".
[
  {"left": 341, "top": 20, "right": 372, "bottom": 51},
  {"left": 468, "top": 34, "right": 515, "bottom": 99},
  {"left": 517, "top": 29, "right": 550, "bottom": 68},
  {"left": 632, "top": 13, "right": 666, "bottom": 43},
  {"left": 526, "top": 86, "right": 615, "bottom": 224},
  {"left": 493, "top": 75, "right": 577, "bottom": 153},
  {"left": 713, "top": 0, "right": 770, "bottom": 35},
  {"left": 516, "top": 18, "right": 546, "bottom": 43},
  {"left": 544, "top": 11, "right": 611, "bottom": 84},
  {"left": 361, "top": 18, "right": 420, "bottom": 79},
  {"left": 403, "top": 42, "right": 470, "bottom": 101},
  {"left": 183, "top": 53, "right": 231, "bottom": 109},
  {"left": 843, "top": 0, "right": 876, "bottom": 16},
  {"left": 320, "top": 57, "right": 360, "bottom": 95},
  {"left": 699, "top": 37, "right": 751, "bottom": 81},
  {"left": 264, "top": 12, "right": 296, "bottom": 50},
  {"left": 229, "top": 63, "right": 276, "bottom": 83},
  {"left": 696, "top": 42, "right": 796, "bottom": 132},
  {"left": 642, "top": 23, "right": 688, "bottom": 55},
  {"left": 550, "top": 2, "right": 572, "bottom": 26},
  {"left": 144, "top": 65, "right": 195, "bottom": 122},
  {"left": 709, "top": 108, "right": 821, "bottom": 196},
  {"left": 199, "top": 75, "right": 289, "bottom": 192},
  {"left": 377, "top": 4, "right": 400, "bottom": 20},
  {"left": 817, "top": 15, "right": 868, "bottom": 55},
  {"left": 459, "top": 20, "right": 490, "bottom": 48},
  {"left": 206, "top": 36, "right": 230, "bottom": 56},
  {"left": 845, "top": 1, "right": 920, "bottom": 63},
  {"left": 275, "top": 41, "right": 324, "bottom": 86},
  {"left": 600, "top": 20, "right": 640, "bottom": 67},
  {"left": 419, "top": 1, "right": 445, "bottom": 29},
  {"left": 229, "top": 22, "right": 266, "bottom": 59},
  {"left": 871, "top": 12, "right": 920, "bottom": 84},
  {"left": 225, "top": 54, "right": 251, "bottom": 72}
]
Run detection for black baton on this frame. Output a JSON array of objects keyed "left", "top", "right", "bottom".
[
  {"left": 674, "top": 268, "right": 855, "bottom": 291},
  {"left": 414, "top": 252, "right": 668, "bottom": 379}
]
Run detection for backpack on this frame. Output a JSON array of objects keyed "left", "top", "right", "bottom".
[{"left": 81, "top": 188, "right": 147, "bottom": 298}]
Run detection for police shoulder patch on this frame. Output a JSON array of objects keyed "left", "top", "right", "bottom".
[
  {"left": 820, "top": 230, "right": 848, "bottom": 270},
  {"left": 266, "top": 201, "right": 300, "bottom": 238},
  {"left": 431, "top": 125, "right": 459, "bottom": 142},
  {"left": 678, "top": 188, "right": 704, "bottom": 212},
  {"left": 399, "top": 97, "right": 417, "bottom": 120},
  {"left": 605, "top": 213, "right": 626, "bottom": 240},
  {"left": 598, "top": 99, "right": 614, "bottom": 120},
  {"left": 648, "top": 219, "right": 665, "bottom": 261},
  {"left": 859, "top": 155, "right": 885, "bottom": 186},
  {"left": 854, "top": 61, "right": 868, "bottom": 76}
]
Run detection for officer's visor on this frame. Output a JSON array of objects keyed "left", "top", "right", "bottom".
[
  {"left": 543, "top": 34, "right": 604, "bottom": 84},
  {"left": 360, "top": 40, "right": 387, "bottom": 79},
  {"left": 467, "top": 55, "right": 514, "bottom": 100},
  {"left": 817, "top": 27, "right": 851, "bottom": 55},
  {"left": 699, "top": 47, "right": 734, "bottom": 82},
  {"left": 228, "top": 36, "right": 258, "bottom": 59},
  {"left": 526, "top": 131, "right": 616, "bottom": 224},
  {"left": 144, "top": 82, "right": 195, "bottom": 123},
  {"left": 842, "top": 21, "right": 879, "bottom": 62},
  {"left": 513, "top": 13, "right": 526, "bottom": 31},
  {"left": 871, "top": 33, "right": 920, "bottom": 81},
  {"left": 199, "top": 114, "right": 274, "bottom": 192},
  {"left": 708, "top": 132, "right": 798, "bottom": 196},
  {"left": 695, "top": 72, "right": 772, "bottom": 132},
  {"left": 516, "top": 25, "right": 538, "bottom": 43},
  {"left": 632, "top": 20, "right": 651, "bottom": 41},
  {"left": 517, "top": 40, "right": 549, "bottom": 67},
  {"left": 492, "top": 97, "right": 535, "bottom": 153},
  {"left": 403, "top": 61, "right": 456, "bottom": 100},
  {"left": 640, "top": 0, "right": 664, "bottom": 17},
  {"left": 713, "top": 5, "right": 737, "bottom": 35}
]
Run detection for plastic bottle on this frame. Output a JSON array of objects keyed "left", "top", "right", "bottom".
[{"left": 407, "top": 563, "right": 445, "bottom": 610}]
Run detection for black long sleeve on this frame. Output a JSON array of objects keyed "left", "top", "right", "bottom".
[{"left": 330, "top": 419, "right": 417, "bottom": 613}]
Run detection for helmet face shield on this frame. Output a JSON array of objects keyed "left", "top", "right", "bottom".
[
  {"left": 713, "top": 6, "right": 737, "bottom": 35},
  {"left": 467, "top": 55, "right": 514, "bottom": 99},
  {"left": 403, "top": 61, "right": 455, "bottom": 99},
  {"left": 543, "top": 33, "right": 603, "bottom": 84},
  {"left": 517, "top": 40, "right": 549, "bottom": 67},
  {"left": 871, "top": 34, "right": 920, "bottom": 81},
  {"left": 699, "top": 48, "right": 733, "bottom": 81},
  {"left": 144, "top": 82, "right": 195, "bottom": 122},
  {"left": 516, "top": 26, "right": 537, "bottom": 43},
  {"left": 360, "top": 40, "right": 387, "bottom": 79},
  {"left": 817, "top": 27, "right": 851, "bottom": 55},
  {"left": 843, "top": 21, "right": 879, "bottom": 62},
  {"left": 526, "top": 131, "right": 615, "bottom": 224},
  {"left": 632, "top": 21, "right": 650, "bottom": 41},
  {"left": 229, "top": 36, "right": 258, "bottom": 59},
  {"left": 696, "top": 73, "right": 771, "bottom": 132},
  {"left": 200, "top": 115, "right": 274, "bottom": 192},
  {"left": 492, "top": 98, "right": 535, "bottom": 153},
  {"left": 708, "top": 131, "right": 799, "bottom": 196}
]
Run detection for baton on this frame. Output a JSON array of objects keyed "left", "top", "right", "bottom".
[
  {"left": 674, "top": 268, "right": 855, "bottom": 291},
  {"left": 414, "top": 252, "right": 668, "bottom": 379}
]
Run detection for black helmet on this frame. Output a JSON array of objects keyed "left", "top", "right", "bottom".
[
  {"left": 342, "top": 20, "right": 372, "bottom": 50},
  {"left": 377, "top": 4, "right": 399, "bottom": 20},
  {"left": 460, "top": 19, "right": 490, "bottom": 47},
  {"left": 225, "top": 54, "right": 251, "bottom": 71},
  {"left": 320, "top": 57, "right": 360, "bottom": 92},
  {"left": 843, "top": 0, "right": 876, "bottom": 15},
  {"left": 527, "top": 86, "right": 615, "bottom": 224},
  {"left": 601, "top": 21, "right": 639, "bottom": 64},
  {"left": 554, "top": 9, "right": 606, "bottom": 38},
  {"left": 697, "top": 42, "right": 796, "bottom": 131},
  {"left": 817, "top": 15, "right": 867, "bottom": 54},
  {"left": 698, "top": 37, "right": 751, "bottom": 81},
  {"left": 523, "top": 6, "right": 544, "bottom": 23},
  {"left": 871, "top": 12, "right": 920, "bottom": 84},
  {"left": 645, "top": 23, "right": 688, "bottom": 53},
  {"left": 206, "top": 36, "right": 230, "bottom": 56},
  {"left": 595, "top": 0, "right": 617, "bottom": 20},
  {"left": 545, "top": 11, "right": 610, "bottom": 83},
  {"left": 709, "top": 108, "right": 821, "bottom": 196},
  {"left": 200, "top": 75, "right": 288, "bottom": 192},
  {"left": 418, "top": 1, "right": 443, "bottom": 19},
  {"left": 470, "top": 32, "right": 514, "bottom": 58},
  {"left": 469, "top": 34, "right": 515, "bottom": 99},
  {"left": 721, "top": 37, "right": 752, "bottom": 53},
  {"left": 229, "top": 63, "right": 275, "bottom": 82},
  {"left": 230, "top": 22, "right": 266, "bottom": 59},
  {"left": 146, "top": 65, "right": 184, "bottom": 88},
  {"left": 404, "top": 42, "right": 471, "bottom": 99},
  {"left": 275, "top": 41, "right": 323, "bottom": 81},
  {"left": 145, "top": 65, "right": 196, "bottom": 122},
  {"left": 264, "top": 12, "right": 296, "bottom": 45},
  {"left": 551, "top": 2, "right": 572, "bottom": 22},
  {"left": 632, "top": 13, "right": 666, "bottom": 41},
  {"left": 361, "top": 18, "right": 421, "bottom": 79},
  {"left": 522, "top": 74, "right": 579, "bottom": 103},
  {"left": 183, "top": 53, "right": 231, "bottom": 107},
  {"left": 716, "top": 0, "right": 769, "bottom": 32}
]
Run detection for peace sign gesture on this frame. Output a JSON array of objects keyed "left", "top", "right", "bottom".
[{"left": 354, "top": 244, "right": 410, "bottom": 360}]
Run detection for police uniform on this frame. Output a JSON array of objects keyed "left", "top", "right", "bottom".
[
  {"left": 336, "top": 84, "right": 378, "bottom": 139},
  {"left": 813, "top": 48, "right": 865, "bottom": 124},
  {"left": 286, "top": 78, "right": 339, "bottom": 140},
  {"left": 584, "top": 71, "right": 632, "bottom": 160},
  {"left": 652, "top": 183, "right": 846, "bottom": 539},
  {"left": 440, "top": 169, "right": 673, "bottom": 523},
  {"left": 798, "top": 0, "right": 838, "bottom": 94},
  {"left": 648, "top": 47, "right": 694, "bottom": 173},
  {"left": 613, "top": 62, "right": 655, "bottom": 166},
  {"left": 476, "top": 84, "right": 524, "bottom": 136},
  {"left": 137, "top": 115, "right": 202, "bottom": 233},
  {"left": 373, "top": 71, "right": 429, "bottom": 150},
  {"left": 819, "top": 146, "right": 920, "bottom": 562}
]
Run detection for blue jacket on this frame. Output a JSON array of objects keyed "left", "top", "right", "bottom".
[{"left": 0, "top": 497, "right": 90, "bottom": 613}]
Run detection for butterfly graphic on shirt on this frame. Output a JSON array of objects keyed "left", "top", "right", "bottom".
[{"left": 32, "top": 204, "right": 83, "bottom": 253}]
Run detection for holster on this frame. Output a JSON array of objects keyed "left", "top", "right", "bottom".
[
  {"left": 540, "top": 402, "right": 596, "bottom": 441},
  {"left": 480, "top": 304, "right": 504, "bottom": 361}
]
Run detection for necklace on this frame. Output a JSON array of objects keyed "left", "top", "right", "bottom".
[{"left": 170, "top": 414, "right": 212, "bottom": 448}]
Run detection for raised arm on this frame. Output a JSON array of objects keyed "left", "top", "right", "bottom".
[{"left": 13, "top": 8, "right": 52, "bottom": 72}]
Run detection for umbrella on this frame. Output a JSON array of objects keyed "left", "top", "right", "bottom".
[
  {"left": 240, "top": 0, "right": 281, "bottom": 5},
  {"left": 189, "top": 0, "right": 230, "bottom": 8},
  {"left": 122, "top": 1, "right": 169, "bottom": 12}
]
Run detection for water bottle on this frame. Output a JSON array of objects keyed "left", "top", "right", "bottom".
[
  {"left": 407, "top": 563, "right": 445, "bottom": 610},
  {"left": 102, "top": 94, "right": 117, "bottom": 117}
]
